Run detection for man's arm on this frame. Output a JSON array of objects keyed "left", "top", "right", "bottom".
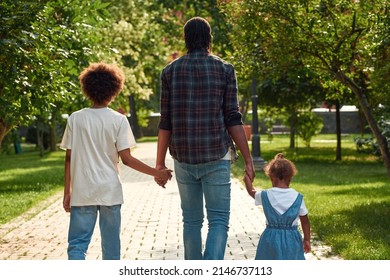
[
  {"left": 155, "top": 129, "right": 172, "bottom": 187},
  {"left": 227, "top": 125, "right": 255, "bottom": 181}
]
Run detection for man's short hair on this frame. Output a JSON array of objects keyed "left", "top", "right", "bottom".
[{"left": 184, "top": 17, "right": 212, "bottom": 52}]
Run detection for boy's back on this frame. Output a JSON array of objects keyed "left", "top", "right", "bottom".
[{"left": 61, "top": 107, "right": 136, "bottom": 206}]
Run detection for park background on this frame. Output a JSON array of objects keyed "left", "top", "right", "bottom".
[{"left": 0, "top": 0, "right": 389, "bottom": 260}]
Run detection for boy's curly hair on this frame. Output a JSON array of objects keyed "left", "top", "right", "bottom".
[
  {"left": 79, "top": 62, "right": 125, "bottom": 104},
  {"left": 264, "top": 153, "right": 298, "bottom": 181}
]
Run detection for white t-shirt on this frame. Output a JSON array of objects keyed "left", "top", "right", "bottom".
[
  {"left": 60, "top": 107, "right": 136, "bottom": 206},
  {"left": 254, "top": 188, "right": 308, "bottom": 226}
]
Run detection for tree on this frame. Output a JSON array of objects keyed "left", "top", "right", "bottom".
[
  {"left": 0, "top": 0, "right": 110, "bottom": 148},
  {"left": 100, "top": 0, "right": 176, "bottom": 138},
  {"left": 103, "top": 0, "right": 233, "bottom": 138},
  {"left": 258, "top": 65, "right": 325, "bottom": 149},
  {"left": 221, "top": 0, "right": 390, "bottom": 177}
]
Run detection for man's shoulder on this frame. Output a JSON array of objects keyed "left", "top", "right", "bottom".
[
  {"left": 209, "top": 54, "right": 232, "bottom": 65},
  {"left": 163, "top": 53, "right": 234, "bottom": 72}
]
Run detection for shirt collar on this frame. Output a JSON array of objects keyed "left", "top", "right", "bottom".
[{"left": 187, "top": 48, "right": 209, "bottom": 54}]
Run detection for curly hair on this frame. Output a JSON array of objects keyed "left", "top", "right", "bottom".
[
  {"left": 79, "top": 62, "right": 125, "bottom": 105},
  {"left": 184, "top": 17, "right": 212, "bottom": 52},
  {"left": 264, "top": 153, "right": 298, "bottom": 181}
]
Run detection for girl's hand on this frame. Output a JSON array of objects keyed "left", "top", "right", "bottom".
[{"left": 303, "top": 240, "right": 311, "bottom": 253}]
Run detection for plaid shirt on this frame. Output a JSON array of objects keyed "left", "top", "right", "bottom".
[{"left": 158, "top": 49, "right": 243, "bottom": 164}]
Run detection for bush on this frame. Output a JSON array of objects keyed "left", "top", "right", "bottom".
[{"left": 295, "top": 111, "right": 324, "bottom": 147}]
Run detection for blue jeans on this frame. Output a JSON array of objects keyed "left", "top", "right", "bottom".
[
  {"left": 174, "top": 159, "right": 231, "bottom": 260},
  {"left": 67, "top": 205, "right": 121, "bottom": 260}
]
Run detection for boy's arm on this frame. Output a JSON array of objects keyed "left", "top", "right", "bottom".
[
  {"left": 299, "top": 215, "right": 311, "bottom": 253},
  {"left": 119, "top": 148, "right": 172, "bottom": 183},
  {"left": 63, "top": 149, "right": 71, "bottom": 212}
]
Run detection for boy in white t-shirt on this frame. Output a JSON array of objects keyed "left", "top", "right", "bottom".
[
  {"left": 243, "top": 153, "right": 311, "bottom": 259},
  {"left": 60, "top": 62, "right": 172, "bottom": 260}
]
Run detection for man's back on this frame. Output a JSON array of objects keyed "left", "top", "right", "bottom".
[{"left": 159, "top": 50, "right": 240, "bottom": 164}]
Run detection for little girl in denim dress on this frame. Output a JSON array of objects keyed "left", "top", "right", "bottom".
[{"left": 243, "top": 153, "right": 311, "bottom": 260}]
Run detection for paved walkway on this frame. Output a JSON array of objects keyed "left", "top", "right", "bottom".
[{"left": 0, "top": 142, "right": 340, "bottom": 260}]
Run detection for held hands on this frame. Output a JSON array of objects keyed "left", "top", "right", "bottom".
[
  {"left": 155, "top": 165, "right": 173, "bottom": 188},
  {"left": 243, "top": 174, "right": 252, "bottom": 189},
  {"left": 157, "top": 168, "right": 173, "bottom": 181},
  {"left": 243, "top": 173, "right": 256, "bottom": 198}
]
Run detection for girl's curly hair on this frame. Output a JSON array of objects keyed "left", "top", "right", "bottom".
[
  {"left": 264, "top": 153, "right": 298, "bottom": 181},
  {"left": 79, "top": 62, "right": 125, "bottom": 104}
]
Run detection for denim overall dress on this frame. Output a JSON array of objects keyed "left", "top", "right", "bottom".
[{"left": 255, "top": 190, "right": 305, "bottom": 260}]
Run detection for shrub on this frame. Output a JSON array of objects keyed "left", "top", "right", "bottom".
[{"left": 296, "top": 111, "right": 324, "bottom": 147}]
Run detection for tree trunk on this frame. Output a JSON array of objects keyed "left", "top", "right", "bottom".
[
  {"left": 335, "top": 100, "right": 341, "bottom": 161},
  {"left": 335, "top": 71, "right": 390, "bottom": 178},
  {"left": 128, "top": 94, "right": 143, "bottom": 139},
  {"left": 50, "top": 117, "right": 57, "bottom": 152},
  {"left": 36, "top": 122, "right": 44, "bottom": 157},
  {"left": 289, "top": 112, "right": 297, "bottom": 149},
  {"left": 0, "top": 119, "right": 13, "bottom": 149}
]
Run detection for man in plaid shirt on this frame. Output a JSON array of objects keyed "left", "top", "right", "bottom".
[{"left": 156, "top": 17, "right": 255, "bottom": 260}]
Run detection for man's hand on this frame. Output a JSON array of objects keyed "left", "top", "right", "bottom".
[{"left": 155, "top": 164, "right": 171, "bottom": 188}]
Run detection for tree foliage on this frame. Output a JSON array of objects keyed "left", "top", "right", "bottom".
[
  {"left": 221, "top": 0, "right": 390, "bottom": 177},
  {"left": 0, "top": 0, "right": 110, "bottom": 146}
]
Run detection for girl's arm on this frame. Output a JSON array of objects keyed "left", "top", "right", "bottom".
[{"left": 299, "top": 215, "right": 311, "bottom": 253}]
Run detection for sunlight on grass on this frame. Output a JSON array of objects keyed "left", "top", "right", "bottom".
[{"left": 0, "top": 150, "right": 64, "bottom": 224}]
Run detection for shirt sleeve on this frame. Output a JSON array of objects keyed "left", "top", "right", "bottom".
[
  {"left": 158, "top": 70, "right": 172, "bottom": 131},
  {"left": 224, "top": 64, "right": 243, "bottom": 127},
  {"left": 299, "top": 198, "right": 309, "bottom": 216},
  {"left": 116, "top": 117, "right": 137, "bottom": 152},
  {"left": 60, "top": 119, "right": 72, "bottom": 150},
  {"left": 254, "top": 191, "right": 263, "bottom": 206}
]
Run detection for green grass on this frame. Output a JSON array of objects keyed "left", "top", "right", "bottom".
[
  {"left": 1, "top": 135, "right": 389, "bottom": 259},
  {"left": 0, "top": 144, "right": 65, "bottom": 224},
  {"left": 232, "top": 134, "right": 390, "bottom": 260}
]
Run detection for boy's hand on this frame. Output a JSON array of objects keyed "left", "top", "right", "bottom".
[{"left": 63, "top": 194, "right": 71, "bottom": 212}]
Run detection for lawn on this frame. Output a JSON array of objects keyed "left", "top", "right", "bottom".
[
  {"left": 231, "top": 134, "right": 390, "bottom": 260},
  {"left": 0, "top": 135, "right": 389, "bottom": 259},
  {"left": 0, "top": 144, "right": 64, "bottom": 225}
]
